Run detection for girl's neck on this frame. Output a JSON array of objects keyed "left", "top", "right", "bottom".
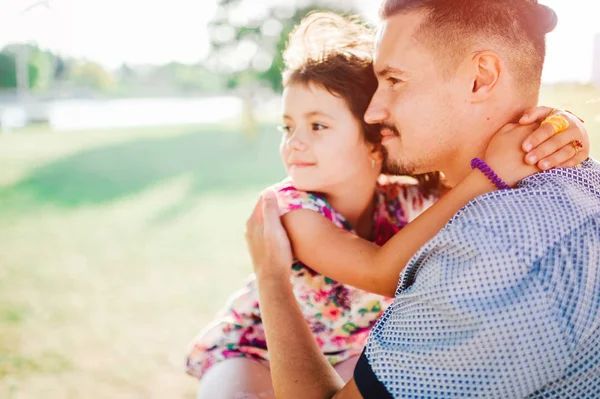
[{"left": 322, "top": 178, "right": 378, "bottom": 240}]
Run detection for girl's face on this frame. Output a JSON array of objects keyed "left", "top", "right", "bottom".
[{"left": 280, "top": 82, "right": 379, "bottom": 193}]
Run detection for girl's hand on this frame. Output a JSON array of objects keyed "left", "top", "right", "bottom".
[
  {"left": 484, "top": 123, "right": 539, "bottom": 187},
  {"left": 519, "top": 106, "right": 589, "bottom": 170},
  {"left": 246, "top": 190, "right": 294, "bottom": 282}
]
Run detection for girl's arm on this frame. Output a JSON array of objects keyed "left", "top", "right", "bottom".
[
  {"left": 282, "top": 109, "right": 590, "bottom": 297},
  {"left": 282, "top": 169, "right": 495, "bottom": 297}
]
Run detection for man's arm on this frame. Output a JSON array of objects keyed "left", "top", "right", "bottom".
[
  {"left": 246, "top": 190, "right": 364, "bottom": 399},
  {"left": 256, "top": 276, "right": 363, "bottom": 399}
]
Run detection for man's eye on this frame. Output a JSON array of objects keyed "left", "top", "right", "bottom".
[
  {"left": 277, "top": 125, "right": 293, "bottom": 134},
  {"left": 388, "top": 77, "right": 402, "bottom": 87},
  {"left": 312, "top": 123, "right": 327, "bottom": 131}
]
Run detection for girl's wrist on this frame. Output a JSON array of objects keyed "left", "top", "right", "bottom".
[
  {"left": 470, "top": 158, "right": 512, "bottom": 190},
  {"left": 465, "top": 168, "right": 500, "bottom": 194}
]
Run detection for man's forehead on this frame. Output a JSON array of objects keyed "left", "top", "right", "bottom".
[
  {"left": 373, "top": 11, "right": 428, "bottom": 67},
  {"left": 373, "top": 20, "right": 388, "bottom": 56}
]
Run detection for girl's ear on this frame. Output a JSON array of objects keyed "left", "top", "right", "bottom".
[{"left": 370, "top": 145, "right": 384, "bottom": 163}]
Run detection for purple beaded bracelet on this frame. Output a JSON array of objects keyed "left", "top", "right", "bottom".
[{"left": 470, "top": 158, "right": 512, "bottom": 190}]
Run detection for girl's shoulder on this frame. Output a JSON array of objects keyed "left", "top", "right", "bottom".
[{"left": 269, "top": 179, "right": 344, "bottom": 226}]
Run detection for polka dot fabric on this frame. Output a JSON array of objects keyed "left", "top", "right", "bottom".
[{"left": 364, "top": 159, "right": 600, "bottom": 398}]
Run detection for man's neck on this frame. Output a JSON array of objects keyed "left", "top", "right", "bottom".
[{"left": 440, "top": 99, "right": 537, "bottom": 188}]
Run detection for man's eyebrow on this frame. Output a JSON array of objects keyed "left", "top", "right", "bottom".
[{"left": 376, "top": 66, "right": 407, "bottom": 78}]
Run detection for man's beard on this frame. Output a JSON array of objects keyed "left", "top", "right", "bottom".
[
  {"left": 383, "top": 148, "right": 419, "bottom": 175},
  {"left": 379, "top": 131, "right": 420, "bottom": 176}
]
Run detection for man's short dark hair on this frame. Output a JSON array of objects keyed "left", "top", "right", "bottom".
[{"left": 379, "top": 0, "right": 557, "bottom": 95}]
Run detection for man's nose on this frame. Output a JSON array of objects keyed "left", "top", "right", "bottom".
[{"left": 364, "top": 89, "right": 390, "bottom": 125}]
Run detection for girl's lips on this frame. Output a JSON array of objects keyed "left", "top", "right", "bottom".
[
  {"left": 289, "top": 162, "right": 316, "bottom": 168},
  {"left": 289, "top": 165, "right": 316, "bottom": 171}
]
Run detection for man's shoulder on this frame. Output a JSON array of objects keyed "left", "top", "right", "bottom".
[
  {"left": 398, "top": 160, "right": 600, "bottom": 295},
  {"left": 460, "top": 160, "right": 598, "bottom": 219},
  {"left": 449, "top": 159, "right": 600, "bottom": 253}
]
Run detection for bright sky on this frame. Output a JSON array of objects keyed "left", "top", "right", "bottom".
[{"left": 0, "top": 0, "right": 598, "bottom": 83}]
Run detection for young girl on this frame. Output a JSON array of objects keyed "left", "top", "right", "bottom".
[{"left": 186, "top": 12, "right": 589, "bottom": 398}]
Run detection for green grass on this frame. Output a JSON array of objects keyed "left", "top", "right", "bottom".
[
  {"left": 0, "top": 85, "right": 598, "bottom": 398},
  {"left": 0, "top": 123, "right": 286, "bottom": 398}
]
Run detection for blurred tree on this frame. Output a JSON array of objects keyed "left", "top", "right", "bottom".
[
  {"left": 68, "top": 60, "right": 117, "bottom": 93},
  {"left": 207, "top": 0, "right": 360, "bottom": 137},
  {"left": 0, "top": 44, "right": 73, "bottom": 92},
  {"left": 53, "top": 56, "right": 69, "bottom": 80},
  {"left": 153, "top": 62, "right": 227, "bottom": 93},
  {"left": 113, "top": 62, "right": 228, "bottom": 97},
  {"left": 27, "top": 46, "right": 54, "bottom": 91},
  {"left": 208, "top": 0, "right": 360, "bottom": 92},
  {"left": 0, "top": 45, "right": 45, "bottom": 90},
  {"left": 0, "top": 52, "right": 25, "bottom": 88}
]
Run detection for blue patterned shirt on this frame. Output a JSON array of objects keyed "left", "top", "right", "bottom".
[{"left": 357, "top": 159, "right": 600, "bottom": 398}]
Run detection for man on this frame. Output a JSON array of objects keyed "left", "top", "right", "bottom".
[{"left": 246, "top": 0, "right": 600, "bottom": 398}]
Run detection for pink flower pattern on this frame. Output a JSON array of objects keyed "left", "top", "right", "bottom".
[{"left": 185, "top": 177, "right": 437, "bottom": 380}]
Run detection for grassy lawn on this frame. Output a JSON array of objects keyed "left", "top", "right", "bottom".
[
  {"left": 0, "top": 123, "right": 286, "bottom": 398},
  {"left": 0, "top": 85, "right": 598, "bottom": 398}
]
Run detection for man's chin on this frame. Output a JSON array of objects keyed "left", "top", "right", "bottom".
[{"left": 384, "top": 159, "right": 418, "bottom": 176}]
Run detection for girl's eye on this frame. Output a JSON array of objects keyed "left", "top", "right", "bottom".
[
  {"left": 312, "top": 123, "right": 327, "bottom": 131},
  {"left": 277, "top": 124, "right": 293, "bottom": 134}
]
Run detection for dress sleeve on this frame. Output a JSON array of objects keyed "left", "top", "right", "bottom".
[
  {"left": 185, "top": 277, "right": 267, "bottom": 379},
  {"left": 274, "top": 182, "right": 332, "bottom": 219}
]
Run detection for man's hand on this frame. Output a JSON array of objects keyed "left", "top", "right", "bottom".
[{"left": 245, "top": 189, "right": 294, "bottom": 281}]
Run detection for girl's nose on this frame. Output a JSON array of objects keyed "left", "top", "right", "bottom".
[{"left": 286, "top": 129, "right": 309, "bottom": 151}]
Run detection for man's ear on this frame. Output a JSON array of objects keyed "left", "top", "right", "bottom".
[{"left": 470, "top": 51, "right": 501, "bottom": 102}]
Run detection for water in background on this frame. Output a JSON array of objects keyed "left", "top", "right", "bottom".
[{"left": 0, "top": 96, "right": 247, "bottom": 131}]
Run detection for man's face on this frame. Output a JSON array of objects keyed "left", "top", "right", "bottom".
[{"left": 365, "top": 11, "right": 468, "bottom": 175}]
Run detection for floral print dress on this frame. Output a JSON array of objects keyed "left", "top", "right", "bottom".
[{"left": 185, "top": 176, "right": 437, "bottom": 380}]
